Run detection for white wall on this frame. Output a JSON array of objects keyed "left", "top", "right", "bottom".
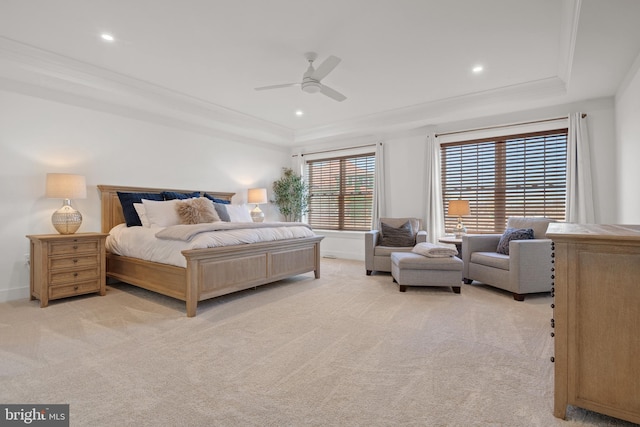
[
  {"left": 615, "top": 56, "right": 640, "bottom": 223},
  {"left": 0, "top": 90, "right": 289, "bottom": 302},
  {"left": 298, "top": 98, "right": 619, "bottom": 261}
]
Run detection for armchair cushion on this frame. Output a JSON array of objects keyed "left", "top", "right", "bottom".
[
  {"left": 379, "top": 220, "right": 415, "bottom": 247},
  {"left": 496, "top": 228, "right": 534, "bottom": 255}
]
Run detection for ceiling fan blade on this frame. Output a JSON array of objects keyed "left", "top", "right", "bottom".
[
  {"left": 311, "top": 55, "right": 341, "bottom": 81},
  {"left": 319, "top": 84, "right": 346, "bottom": 102},
  {"left": 255, "top": 83, "right": 300, "bottom": 91}
]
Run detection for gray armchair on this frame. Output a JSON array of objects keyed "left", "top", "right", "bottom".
[
  {"left": 462, "top": 217, "right": 555, "bottom": 301},
  {"left": 365, "top": 217, "right": 427, "bottom": 275}
]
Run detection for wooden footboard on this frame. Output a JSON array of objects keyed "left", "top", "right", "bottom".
[{"left": 98, "top": 185, "right": 323, "bottom": 317}]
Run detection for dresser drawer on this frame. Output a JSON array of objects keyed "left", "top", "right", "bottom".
[
  {"left": 49, "top": 266, "right": 99, "bottom": 285},
  {"left": 49, "top": 240, "right": 100, "bottom": 256},
  {"left": 49, "top": 280, "right": 101, "bottom": 299},
  {"left": 49, "top": 254, "right": 99, "bottom": 270}
]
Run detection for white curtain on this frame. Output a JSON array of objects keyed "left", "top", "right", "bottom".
[
  {"left": 371, "top": 142, "right": 385, "bottom": 228},
  {"left": 292, "top": 152, "right": 304, "bottom": 177},
  {"left": 566, "top": 113, "right": 595, "bottom": 223},
  {"left": 424, "top": 132, "right": 445, "bottom": 243}
]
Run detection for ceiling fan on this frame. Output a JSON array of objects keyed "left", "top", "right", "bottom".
[{"left": 255, "top": 52, "right": 347, "bottom": 102}]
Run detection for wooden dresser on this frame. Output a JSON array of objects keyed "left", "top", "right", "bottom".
[
  {"left": 546, "top": 223, "right": 640, "bottom": 424},
  {"left": 27, "top": 233, "right": 109, "bottom": 307}
]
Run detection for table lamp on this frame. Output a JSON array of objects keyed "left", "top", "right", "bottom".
[
  {"left": 46, "top": 173, "right": 87, "bottom": 234},
  {"left": 247, "top": 188, "right": 268, "bottom": 222},
  {"left": 448, "top": 199, "right": 470, "bottom": 236}
]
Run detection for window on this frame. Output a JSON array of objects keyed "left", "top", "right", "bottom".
[
  {"left": 306, "top": 153, "right": 375, "bottom": 230},
  {"left": 440, "top": 129, "right": 567, "bottom": 233}
]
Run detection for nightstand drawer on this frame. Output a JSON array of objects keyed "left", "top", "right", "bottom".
[
  {"left": 49, "top": 254, "right": 99, "bottom": 270},
  {"left": 49, "top": 266, "right": 99, "bottom": 285},
  {"left": 49, "top": 281, "right": 100, "bottom": 299},
  {"left": 49, "top": 240, "right": 100, "bottom": 256}
]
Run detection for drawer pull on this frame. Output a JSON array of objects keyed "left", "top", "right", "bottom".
[
  {"left": 74, "top": 286, "right": 79, "bottom": 291},
  {"left": 73, "top": 272, "right": 78, "bottom": 277},
  {"left": 73, "top": 259, "right": 78, "bottom": 264},
  {"left": 73, "top": 245, "right": 78, "bottom": 250}
]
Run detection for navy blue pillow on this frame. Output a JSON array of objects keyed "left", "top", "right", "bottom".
[
  {"left": 496, "top": 228, "right": 534, "bottom": 255},
  {"left": 203, "top": 193, "right": 231, "bottom": 204},
  {"left": 162, "top": 191, "right": 200, "bottom": 200},
  {"left": 117, "top": 191, "right": 164, "bottom": 227}
]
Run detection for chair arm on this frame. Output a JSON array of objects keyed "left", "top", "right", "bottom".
[
  {"left": 509, "top": 239, "right": 554, "bottom": 293},
  {"left": 364, "top": 230, "right": 380, "bottom": 271},
  {"left": 416, "top": 230, "right": 428, "bottom": 244},
  {"left": 462, "top": 234, "right": 501, "bottom": 278}
]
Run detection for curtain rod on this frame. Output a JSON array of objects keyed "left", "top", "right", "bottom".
[
  {"left": 434, "top": 114, "right": 586, "bottom": 138},
  {"left": 292, "top": 142, "right": 381, "bottom": 157}
]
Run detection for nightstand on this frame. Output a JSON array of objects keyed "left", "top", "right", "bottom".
[{"left": 26, "top": 233, "right": 109, "bottom": 307}]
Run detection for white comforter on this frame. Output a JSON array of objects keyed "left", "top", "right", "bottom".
[{"left": 106, "top": 222, "right": 316, "bottom": 268}]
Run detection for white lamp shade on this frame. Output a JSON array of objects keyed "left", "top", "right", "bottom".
[
  {"left": 247, "top": 188, "right": 268, "bottom": 204},
  {"left": 46, "top": 174, "right": 87, "bottom": 199}
]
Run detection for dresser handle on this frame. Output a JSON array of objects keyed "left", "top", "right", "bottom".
[
  {"left": 73, "top": 272, "right": 78, "bottom": 277},
  {"left": 73, "top": 245, "right": 78, "bottom": 250},
  {"left": 73, "top": 259, "right": 78, "bottom": 264},
  {"left": 74, "top": 286, "right": 79, "bottom": 291}
]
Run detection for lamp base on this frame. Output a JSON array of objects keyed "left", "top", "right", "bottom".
[
  {"left": 250, "top": 205, "right": 264, "bottom": 223},
  {"left": 52, "top": 200, "right": 82, "bottom": 234},
  {"left": 454, "top": 217, "right": 466, "bottom": 237}
]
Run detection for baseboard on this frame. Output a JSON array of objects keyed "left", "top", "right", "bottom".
[{"left": 0, "top": 285, "right": 30, "bottom": 303}]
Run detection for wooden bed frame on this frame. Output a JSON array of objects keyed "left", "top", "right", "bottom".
[{"left": 98, "top": 185, "right": 323, "bottom": 317}]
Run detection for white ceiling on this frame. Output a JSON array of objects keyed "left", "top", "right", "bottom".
[{"left": 1, "top": 0, "right": 639, "bottom": 146}]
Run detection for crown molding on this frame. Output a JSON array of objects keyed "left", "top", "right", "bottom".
[
  {"left": 0, "top": 37, "right": 294, "bottom": 148},
  {"left": 0, "top": 36, "right": 571, "bottom": 148},
  {"left": 294, "top": 77, "right": 567, "bottom": 144},
  {"left": 557, "top": 0, "right": 581, "bottom": 86}
]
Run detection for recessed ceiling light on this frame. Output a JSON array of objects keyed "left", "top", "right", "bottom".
[
  {"left": 295, "top": 110, "right": 304, "bottom": 117},
  {"left": 101, "top": 33, "right": 115, "bottom": 42},
  {"left": 472, "top": 65, "right": 483, "bottom": 73}
]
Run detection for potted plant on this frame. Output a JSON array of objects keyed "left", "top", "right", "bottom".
[{"left": 272, "top": 167, "right": 309, "bottom": 222}]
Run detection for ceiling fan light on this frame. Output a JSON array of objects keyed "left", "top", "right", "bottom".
[{"left": 302, "top": 82, "right": 321, "bottom": 93}]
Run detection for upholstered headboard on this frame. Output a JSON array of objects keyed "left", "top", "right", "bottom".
[{"left": 97, "top": 185, "right": 235, "bottom": 233}]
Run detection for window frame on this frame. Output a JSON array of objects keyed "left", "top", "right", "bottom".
[
  {"left": 440, "top": 128, "right": 568, "bottom": 234},
  {"left": 305, "top": 152, "right": 376, "bottom": 231}
]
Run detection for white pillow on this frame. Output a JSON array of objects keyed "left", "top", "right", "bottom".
[
  {"left": 133, "top": 203, "right": 151, "bottom": 228},
  {"left": 225, "top": 204, "right": 253, "bottom": 222},
  {"left": 141, "top": 198, "right": 181, "bottom": 227}
]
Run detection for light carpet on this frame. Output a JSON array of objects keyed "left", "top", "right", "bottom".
[{"left": 0, "top": 258, "right": 636, "bottom": 426}]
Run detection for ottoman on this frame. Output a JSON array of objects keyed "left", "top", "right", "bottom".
[{"left": 390, "top": 252, "right": 463, "bottom": 293}]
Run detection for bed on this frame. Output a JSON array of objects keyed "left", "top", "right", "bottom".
[{"left": 98, "top": 185, "right": 323, "bottom": 317}]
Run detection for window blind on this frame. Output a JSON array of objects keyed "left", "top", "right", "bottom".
[
  {"left": 306, "top": 153, "right": 375, "bottom": 230},
  {"left": 440, "top": 129, "right": 567, "bottom": 233}
]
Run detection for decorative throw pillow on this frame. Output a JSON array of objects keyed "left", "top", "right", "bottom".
[
  {"left": 212, "top": 202, "right": 231, "bottom": 222},
  {"left": 133, "top": 203, "right": 151, "bottom": 228},
  {"left": 225, "top": 204, "right": 253, "bottom": 223},
  {"left": 117, "top": 191, "right": 164, "bottom": 227},
  {"left": 141, "top": 199, "right": 182, "bottom": 227},
  {"left": 176, "top": 197, "right": 220, "bottom": 224},
  {"left": 379, "top": 221, "right": 415, "bottom": 247},
  {"left": 496, "top": 228, "right": 535, "bottom": 255},
  {"left": 203, "top": 194, "right": 232, "bottom": 221}
]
